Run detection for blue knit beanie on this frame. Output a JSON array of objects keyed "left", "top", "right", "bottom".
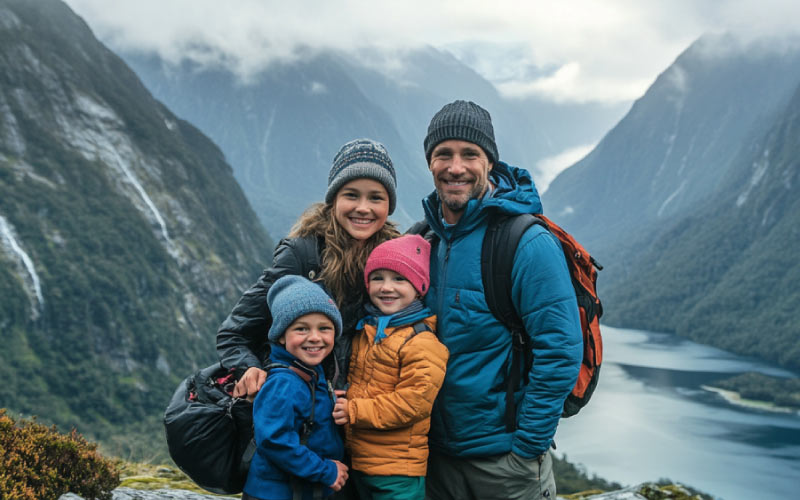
[
  {"left": 424, "top": 100, "right": 498, "bottom": 165},
  {"left": 267, "top": 275, "right": 343, "bottom": 342},
  {"left": 325, "top": 138, "right": 397, "bottom": 214}
]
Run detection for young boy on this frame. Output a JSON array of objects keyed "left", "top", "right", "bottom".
[
  {"left": 243, "top": 275, "right": 349, "bottom": 500},
  {"left": 332, "top": 235, "right": 449, "bottom": 500}
]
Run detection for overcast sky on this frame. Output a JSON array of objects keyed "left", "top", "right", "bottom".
[{"left": 64, "top": 0, "right": 799, "bottom": 106}]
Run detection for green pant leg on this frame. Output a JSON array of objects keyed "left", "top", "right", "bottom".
[{"left": 352, "top": 470, "right": 425, "bottom": 500}]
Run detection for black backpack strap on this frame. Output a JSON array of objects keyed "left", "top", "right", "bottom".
[
  {"left": 399, "top": 321, "right": 432, "bottom": 349},
  {"left": 406, "top": 219, "right": 429, "bottom": 236},
  {"left": 405, "top": 219, "right": 439, "bottom": 246},
  {"left": 263, "top": 362, "right": 317, "bottom": 442},
  {"left": 481, "top": 212, "right": 544, "bottom": 432},
  {"left": 269, "top": 362, "right": 318, "bottom": 500}
]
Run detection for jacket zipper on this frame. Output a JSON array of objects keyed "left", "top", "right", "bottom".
[
  {"left": 436, "top": 239, "right": 453, "bottom": 443},
  {"left": 437, "top": 241, "right": 452, "bottom": 319}
]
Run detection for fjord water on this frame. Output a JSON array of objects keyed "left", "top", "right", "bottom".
[{"left": 554, "top": 326, "right": 800, "bottom": 500}]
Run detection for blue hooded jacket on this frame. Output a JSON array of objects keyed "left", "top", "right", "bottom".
[
  {"left": 244, "top": 344, "right": 344, "bottom": 500},
  {"left": 422, "top": 161, "right": 582, "bottom": 459}
]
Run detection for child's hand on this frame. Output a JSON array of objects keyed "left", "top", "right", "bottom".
[
  {"left": 332, "top": 393, "right": 349, "bottom": 425},
  {"left": 329, "top": 459, "right": 349, "bottom": 491},
  {"left": 233, "top": 367, "right": 266, "bottom": 400}
]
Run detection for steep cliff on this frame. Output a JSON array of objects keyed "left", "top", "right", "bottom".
[{"left": 0, "top": 0, "right": 272, "bottom": 456}]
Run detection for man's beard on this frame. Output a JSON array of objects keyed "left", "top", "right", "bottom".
[{"left": 438, "top": 177, "right": 488, "bottom": 214}]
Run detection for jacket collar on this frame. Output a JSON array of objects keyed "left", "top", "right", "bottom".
[
  {"left": 358, "top": 300, "right": 433, "bottom": 344},
  {"left": 269, "top": 343, "right": 323, "bottom": 379},
  {"left": 422, "top": 162, "right": 543, "bottom": 241}
]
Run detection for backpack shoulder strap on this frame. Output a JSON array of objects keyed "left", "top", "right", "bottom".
[
  {"left": 264, "top": 362, "right": 317, "bottom": 443},
  {"left": 399, "top": 321, "right": 433, "bottom": 349},
  {"left": 481, "top": 213, "right": 544, "bottom": 332},
  {"left": 481, "top": 212, "right": 545, "bottom": 432},
  {"left": 406, "top": 219, "right": 439, "bottom": 245}
]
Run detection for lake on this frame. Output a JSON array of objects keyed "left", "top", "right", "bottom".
[{"left": 554, "top": 325, "right": 800, "bottom": 500}]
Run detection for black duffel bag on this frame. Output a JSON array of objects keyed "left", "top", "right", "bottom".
[{"left": 164, "top": 363, "right": 255, "bottom": 494}]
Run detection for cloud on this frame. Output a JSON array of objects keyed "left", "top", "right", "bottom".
[
  {"left": 536, "top": 144, "right": 595, "bottom": 193},
  {"left": 63, "top": 0, "right": 800, "bottom": 104},
  {"left": 496, "top": 62, "right": 654, "bottom": 104}
]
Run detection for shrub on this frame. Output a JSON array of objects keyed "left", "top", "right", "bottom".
[{"left": 0, "top": 409, "right": 120, "bottom": 500}]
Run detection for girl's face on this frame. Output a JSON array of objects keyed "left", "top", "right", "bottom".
[
  {"left": 367, "top": 269, "right": 418, "bottom": 315},
  {"left": 333, "top": 179, "right": 389, "bottom": 243},
  {"left": 279, "top": 313, "right": 335, "bottom": 366}
]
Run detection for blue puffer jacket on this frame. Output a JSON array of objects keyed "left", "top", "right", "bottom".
[
  {"left": 422, "top": 162, "right": 582, "bottom": 459},
  {"left": 244, "top": 345, "right": 344, "bottom": 500}
]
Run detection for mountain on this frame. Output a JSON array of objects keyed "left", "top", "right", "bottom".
[
  {"left": 543, "top": 34, "right": 800, "bottom": 262},
  {"left": 542, "top": 34, "right": 800, "bottom": 371},
  {"left": 119, "top": 52, "right": 430, "bottom": 234},
  {"left": 603, "top": 81, "right": 800, "bottom": 371},
  {"left": 0, "top": 0, "right": 272, "bottom": 457},
  {"left": 119, "top": 47, "right": 627, "bottom": 236}
]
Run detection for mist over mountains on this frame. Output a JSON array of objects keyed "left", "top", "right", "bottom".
[{"left": 118, "top": 46, "right": 627, "bottom": 235}]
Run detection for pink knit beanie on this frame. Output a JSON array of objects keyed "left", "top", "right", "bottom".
[{"left": 364, "top": 235, "right": 431, "bottom": 296}]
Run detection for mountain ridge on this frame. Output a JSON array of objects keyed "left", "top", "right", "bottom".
[
  {"left": 0, "top": 0, "right": 273, "bottom": 457},
  {"left": 542, "top": 33, "right": 800, "bottom": 371}
]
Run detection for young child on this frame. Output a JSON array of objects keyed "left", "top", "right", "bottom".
[
  {"left": 243, "top": 275, "right": 349, "bottom": 500},
  {"left": 332, "top": 235, "right": 449, "bottom": 500}
]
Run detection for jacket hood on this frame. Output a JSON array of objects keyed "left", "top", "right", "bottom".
[{"left": 422, "top": 162, "right": 543, "bottom": 238}]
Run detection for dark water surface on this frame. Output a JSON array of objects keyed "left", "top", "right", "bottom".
[{"left": 554, "top": 326, "right": 800, "bottom": 500}]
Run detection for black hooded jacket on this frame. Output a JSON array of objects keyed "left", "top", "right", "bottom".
[{"left": 215, "top": 235, "right": 364, "bottom": 389}]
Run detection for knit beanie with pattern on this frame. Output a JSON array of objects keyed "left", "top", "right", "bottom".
[
  {"left": 267, "top": 275, "right": 343, "bottom": 342},
  {"left": 325, "top": 138, "right": 397, "bottom": 214},
  {"left": 423, "top": 100, "right": 498, "bottom": 165},
  {"left": 364, "top": 235, "right": 431, "bottom": 296}
]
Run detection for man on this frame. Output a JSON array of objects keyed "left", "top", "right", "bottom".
[{"left": 420, "top": 100, "right": 583, "bottom": 500}]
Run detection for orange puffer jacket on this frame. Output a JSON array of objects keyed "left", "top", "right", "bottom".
[{"left": 344, "top": 315, "right": 448, "bottom": 476}]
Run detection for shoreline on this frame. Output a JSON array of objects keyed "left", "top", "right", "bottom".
[{"left": 701, "top": 385, "right": 800, "bottom": 415}]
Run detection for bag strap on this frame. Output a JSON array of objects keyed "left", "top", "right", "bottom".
[
  {"left": 266, "top": 362, "right": 321, "bottom": 500},
  {"left": 481, "top": 212, "right": 544, "bottom": 432},
  {"left": 399, "top": 321, "right": 433, "bottom": 349},
  {"left": 406, "top": 219, "right": 439, "bottom": 245},
  {"left": 263, "top": 362, "right": 317, "bottom": 442}
]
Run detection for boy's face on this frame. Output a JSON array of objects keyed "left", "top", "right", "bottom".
[
  {"left": 367, "top": 269, "right": 418, "bottom": 315},
  {"left": 279, "top": 313, "right": 335, "bottom": 366}
]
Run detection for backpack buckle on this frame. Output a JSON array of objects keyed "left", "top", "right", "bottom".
[{"left": 511, "top": 328, "right": 526, "bottom": 350}]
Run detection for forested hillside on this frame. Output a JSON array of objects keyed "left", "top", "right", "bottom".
[
  {"left": 0, "top": 0, "right": 272, "bottom": 457},
  {"left": 543, "top": 34, "right": 800, "bottom": 371},
  {"left": 603, "top": 83, "right": 800, "bottom": 371}
]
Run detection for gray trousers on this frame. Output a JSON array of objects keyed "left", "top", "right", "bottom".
[{"left": 425, "top": 450, "right": 556, "bottom": 500}]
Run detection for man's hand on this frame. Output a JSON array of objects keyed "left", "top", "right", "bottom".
[
  {"left": 329, "top": 459, "right": 349, "bottom": 491},
  {"left": 332, "top": 391, "right": 349, "bottom": 425},
  {"left": 232, "top": 367, "right": 267, "bottom": 400}
]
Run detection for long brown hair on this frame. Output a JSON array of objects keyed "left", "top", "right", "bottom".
[{"left": 289, "top": 202, "right": 400, "bottom": 306}]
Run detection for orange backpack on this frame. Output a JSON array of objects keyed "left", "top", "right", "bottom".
[{"left": 481, "top": 212, "right": 603, "bottom": 425}]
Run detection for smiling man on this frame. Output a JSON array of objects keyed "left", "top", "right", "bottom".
[{"left": 419, "top": 100, "right": 583, "bottom": 500}]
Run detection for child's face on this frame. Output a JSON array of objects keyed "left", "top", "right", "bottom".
[
  {"left": 279, "top": 313, "right": 335, "bottom": 366},
  {"left": 367, "top": 269, "right": 418, "bottom": 315}
]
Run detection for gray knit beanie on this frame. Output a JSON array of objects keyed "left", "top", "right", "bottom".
[
  {"left": 325, "top": 138, "right": 397, "bottom": 214},
  {"left": 424, "top": 100, "right": 498, "bottom": 165},
  {"left": 267, "top": 275, "right": 343, "bottom": 342}
]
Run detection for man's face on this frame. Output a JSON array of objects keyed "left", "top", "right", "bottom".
[{"left": 429, "top": 139, "right": 493, "bottom": 224}]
